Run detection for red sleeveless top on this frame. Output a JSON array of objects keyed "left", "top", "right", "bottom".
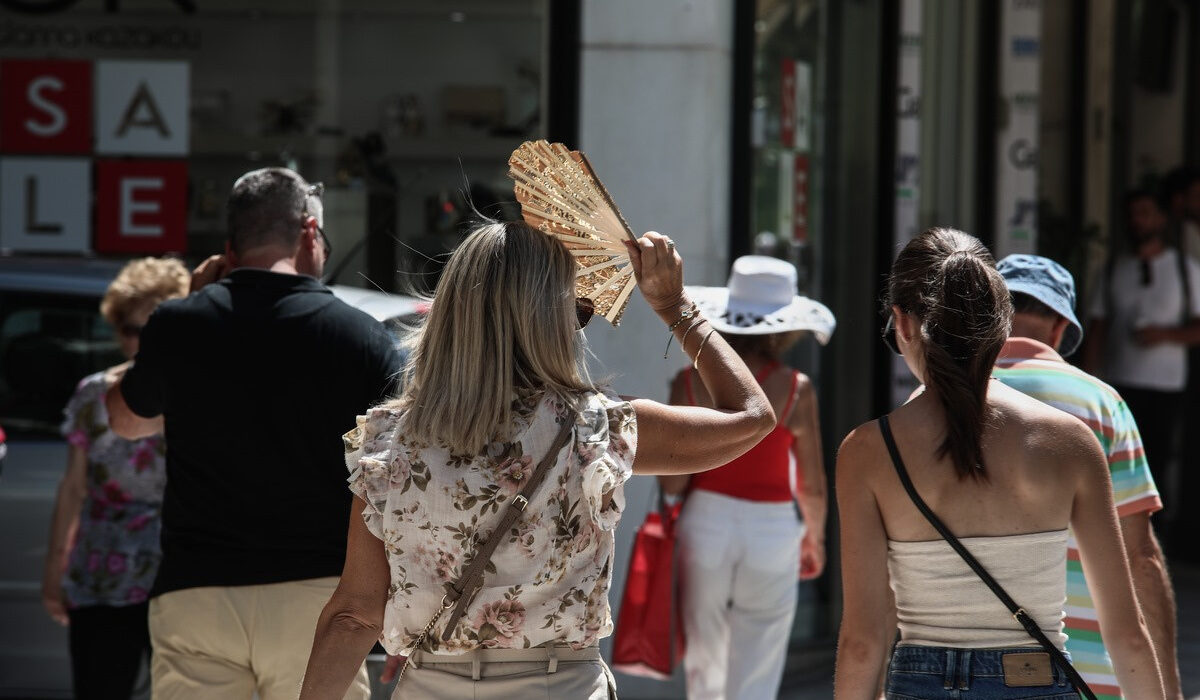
[{"left": 686, "top": 361, "right": 800, "bottom": 502}]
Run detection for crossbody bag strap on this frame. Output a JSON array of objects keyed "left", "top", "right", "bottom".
[
  {"left": 877, "top": 415, "right": 1097, "bottom": 700},
  {"left": 438, "top": 417, "right": 575, "bottom": 641}
]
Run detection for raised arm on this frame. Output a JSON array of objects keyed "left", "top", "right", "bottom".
[
  {"left": 300, "top": 496, "right": 389, "bottom": 699},
  {"left": 1068, "top": 423, "right": 1165, "bottom": 698},
  {"left": 833, "top": 425, "right": 894, "bottom": 699},
  {"left": 655, "top": 370, "right": 694, "bottom": 494},
  {"left": 625, "top": 233, "right": 774, "bottom": 475}
]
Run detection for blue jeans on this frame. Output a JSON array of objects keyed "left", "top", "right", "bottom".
[{"left": 886, "top": 645, "right": 1080, "bottom": 699}]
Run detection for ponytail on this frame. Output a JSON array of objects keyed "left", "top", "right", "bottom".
[{"left": 887, "top": 229, "right": 1012, "bottom": 479}]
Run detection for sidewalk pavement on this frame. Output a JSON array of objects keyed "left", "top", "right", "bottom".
[{"left": 780, "top": 560, "right": 1200, "bottom": 699}]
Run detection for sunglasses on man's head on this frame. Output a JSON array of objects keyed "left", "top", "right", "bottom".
[
  {"left": 303, "top": 182, "right": 332, "bottom": 260},
  {"left": 882, "top": 316, "right": 901, "bottom": 355},
  {"left": 575, "top": 297, "right": 595, "bottom": 330}
]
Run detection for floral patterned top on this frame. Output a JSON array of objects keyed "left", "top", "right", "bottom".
[
  {"left": 60, "top": 371, "right": 166, "bottom": 608},
  {"left": 345, "top": 387, "right": 637, "bottom": 655}
]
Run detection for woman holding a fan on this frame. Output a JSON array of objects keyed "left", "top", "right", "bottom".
[{"left": 299, "top": 219, "right": 775, "bottom": 699}]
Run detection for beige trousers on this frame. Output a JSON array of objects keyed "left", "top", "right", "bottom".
[
  {"left": 402, "top": 646, "right": 617, "bottom": 699},
  {"left": 149, "top": 577, "right": 370, "bottom": 700}
]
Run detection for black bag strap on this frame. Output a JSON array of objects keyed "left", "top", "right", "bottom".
[
  {"left": 877, "top": 415, "right": 1097, "bottom": 700},
  {"left": 438, "top": 417, "right": 575, "bottom": 640}
]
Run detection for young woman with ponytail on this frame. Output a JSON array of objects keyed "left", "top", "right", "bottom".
[{"left": 833, "top": 228, "right": 1164, "bottom": 699}]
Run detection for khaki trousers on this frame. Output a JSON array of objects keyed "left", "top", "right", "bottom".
[
  {"left": 149, "top": 577, "right": 370, "bottom": 700},
  {"left": 402, "top": 646, "right": 616, "bottom": 699}
]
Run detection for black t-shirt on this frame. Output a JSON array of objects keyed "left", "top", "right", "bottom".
[{"left": 121, "top": 269, "right": 403, "bottom": 596}]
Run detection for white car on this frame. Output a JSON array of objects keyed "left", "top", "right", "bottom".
[{"left": 0, "top": 257, "right": 419, "bottom": 698}]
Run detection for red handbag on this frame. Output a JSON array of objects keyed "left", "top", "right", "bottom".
[{"left": 611, "top": 494, "right": 685, "bottom": 679}]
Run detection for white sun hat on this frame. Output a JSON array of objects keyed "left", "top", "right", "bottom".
[{"left": 685, "top": 255, "right": 836, "bottom": 344}]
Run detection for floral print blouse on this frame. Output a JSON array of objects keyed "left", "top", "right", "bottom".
[
  {"left": 60, "top": 371, "right": 166, "bottom": 608},
  {"left": 345, "top": 387, "right": 637, "bottom": 655}
]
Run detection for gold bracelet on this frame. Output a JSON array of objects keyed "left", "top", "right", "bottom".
[
  {"left": 678, "top": 316, "right": 707, "bottom": 354},
  {"left": 662, "top": 303, "right": 699, "bottom": 358},
  {"left": 693, "top": 328, "right": 718, "bottom": 370}
]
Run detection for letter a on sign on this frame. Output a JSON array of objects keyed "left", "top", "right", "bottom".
[
  {"left": 116, "top": 82, "right": 172, "bottom": 138},
  {"left": 0, "top": 59, "right": 92, "bottom": 154},
  {"left": 96, "top": 60, "right": 189, "bottom": 156}
]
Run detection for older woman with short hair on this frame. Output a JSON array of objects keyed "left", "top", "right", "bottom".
[{"left": 42, "top": 256, "right": 189, "bottom": 700}]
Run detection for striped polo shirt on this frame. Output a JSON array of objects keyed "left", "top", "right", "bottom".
[{"left": 994, "top": 337, "right": 1162, "bottom": 700}]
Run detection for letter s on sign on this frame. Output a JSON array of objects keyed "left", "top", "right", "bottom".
[{"left": 25, "top": 75, "right": 66, "bottom": 137}]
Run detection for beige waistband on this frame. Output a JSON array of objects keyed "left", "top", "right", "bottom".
[
  {"left": 409, "top": 645, "right": 600, "bottom": 678},
  {"left": 411, "top": 645, "right": 600, "bottom": 665}
]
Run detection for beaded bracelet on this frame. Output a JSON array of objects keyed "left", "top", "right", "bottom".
[{"left": 662, "top": 303, "right": 699, "bottom": 358}]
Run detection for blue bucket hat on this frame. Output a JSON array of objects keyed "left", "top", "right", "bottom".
[{"left": 996, "top": 254, "right": 1083, "bottom": 357}]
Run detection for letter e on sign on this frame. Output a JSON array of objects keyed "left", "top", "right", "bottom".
[
  {"left": 0, "top": 60, "right": 92, "bottom": 154},
  {"left": 94, "top": 159, "right": 187, "bottom": 254},
  {"left": 95, "top": 60, "right": 189, "bottom": 156}
]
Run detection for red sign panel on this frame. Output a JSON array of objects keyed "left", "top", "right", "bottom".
[
  {"left": 0, "top": 60, "right": 92, "bottom": 154},
  {"left": 793, "top": 153, "right": 809, "bottom": 242},
  {"left": 94, "top": 159, "right": 188, "bottom": 254},
  {"left": 780, "top": 59, "right": 796, "bottom": 149}
]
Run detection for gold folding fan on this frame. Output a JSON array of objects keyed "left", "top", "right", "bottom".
[{"left": 508, "top": 140, "right": 639, "bottom": 326}]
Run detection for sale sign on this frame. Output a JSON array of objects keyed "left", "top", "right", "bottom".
[
  {"left": 94, "top": 159, "right": 188, "bottom": 254},
  {"left": 0, "top": 59, "right": 190, "bottom": 254},
  {"left": 0, "top": 60, "right": 93, "bottom": 154}
]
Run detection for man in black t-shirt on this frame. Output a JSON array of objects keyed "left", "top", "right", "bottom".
[{"left": 107, "top": 168, "right": 401, "bottom": 700}]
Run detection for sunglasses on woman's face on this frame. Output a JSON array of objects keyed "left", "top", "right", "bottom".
[
  {"left": 575, "top": 297, "right": 595, "bottom": 330},
  {"left": 882, "top": 316, "right": 901, "bottom": 355}
]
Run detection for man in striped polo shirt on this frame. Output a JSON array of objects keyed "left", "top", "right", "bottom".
[{"left": 993, "top": 254, "right": 1181, "bottom": 699}]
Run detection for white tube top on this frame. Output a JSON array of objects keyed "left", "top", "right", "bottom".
[{"left": 887, "top": 529, "right": 1069, "bottom": 649}]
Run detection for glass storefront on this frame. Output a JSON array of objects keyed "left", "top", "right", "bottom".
[
  {"left": 745, "top": 0, "right": 833, "bottom": 659},
  {"left": 0, "top": 0, "right": 550, "bottom": 293}
]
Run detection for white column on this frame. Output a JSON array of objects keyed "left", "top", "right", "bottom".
[
  {"left": 578, "top": 1, "right": 733, "bottom": 696},
  {"left": 993, "top": 0, "right": 1042, "bottom": 258}
]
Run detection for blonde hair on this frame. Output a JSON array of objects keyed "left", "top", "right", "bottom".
[
  {"left": 100, "top": 257, "right": 190, "bottom": 325},
  {"left": 393, "top": 220, "right": 594, "bottom": 453}
]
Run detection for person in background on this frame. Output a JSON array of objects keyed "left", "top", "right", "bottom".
[
  {"left": 835, "top": 228, "right": 1162, "bottom": 699},
  {"left": 1163, "top": 167, "right": 1200, "bottom": 260},
  {"left": 1082, "top": 190, "right": 1200, "bottom": 529},
  {"left": 106, "top": 168, "right": 403, "bottom": 700},
  {"left": 994, "top": 254, "right": 1181, "bottom": 699},
  {"left": 42, "top": 257, "right": 189, "bottom": 700},
  {"left": 298, "top": 221, "right": 776, "bottom": 699},
  {"left": 659, "top": 254, "right": 834, "bottom": 700}
]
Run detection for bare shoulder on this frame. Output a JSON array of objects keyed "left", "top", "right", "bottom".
[
  {"left": 989, "top": 381, "right": 1100, "bottom": 463},
  {"left": 791, "top": 368, "right": 814, "bottom": 397},
  {"left": 771, "top": 363, "right": 812, "bottom": 403},
  {"left": 837, "top": 419, "right": 885, "bottom": 476}
]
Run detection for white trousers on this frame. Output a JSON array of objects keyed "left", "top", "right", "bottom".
[{"left": 677, "top": 490, "right": 803, "bottom": 700}]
